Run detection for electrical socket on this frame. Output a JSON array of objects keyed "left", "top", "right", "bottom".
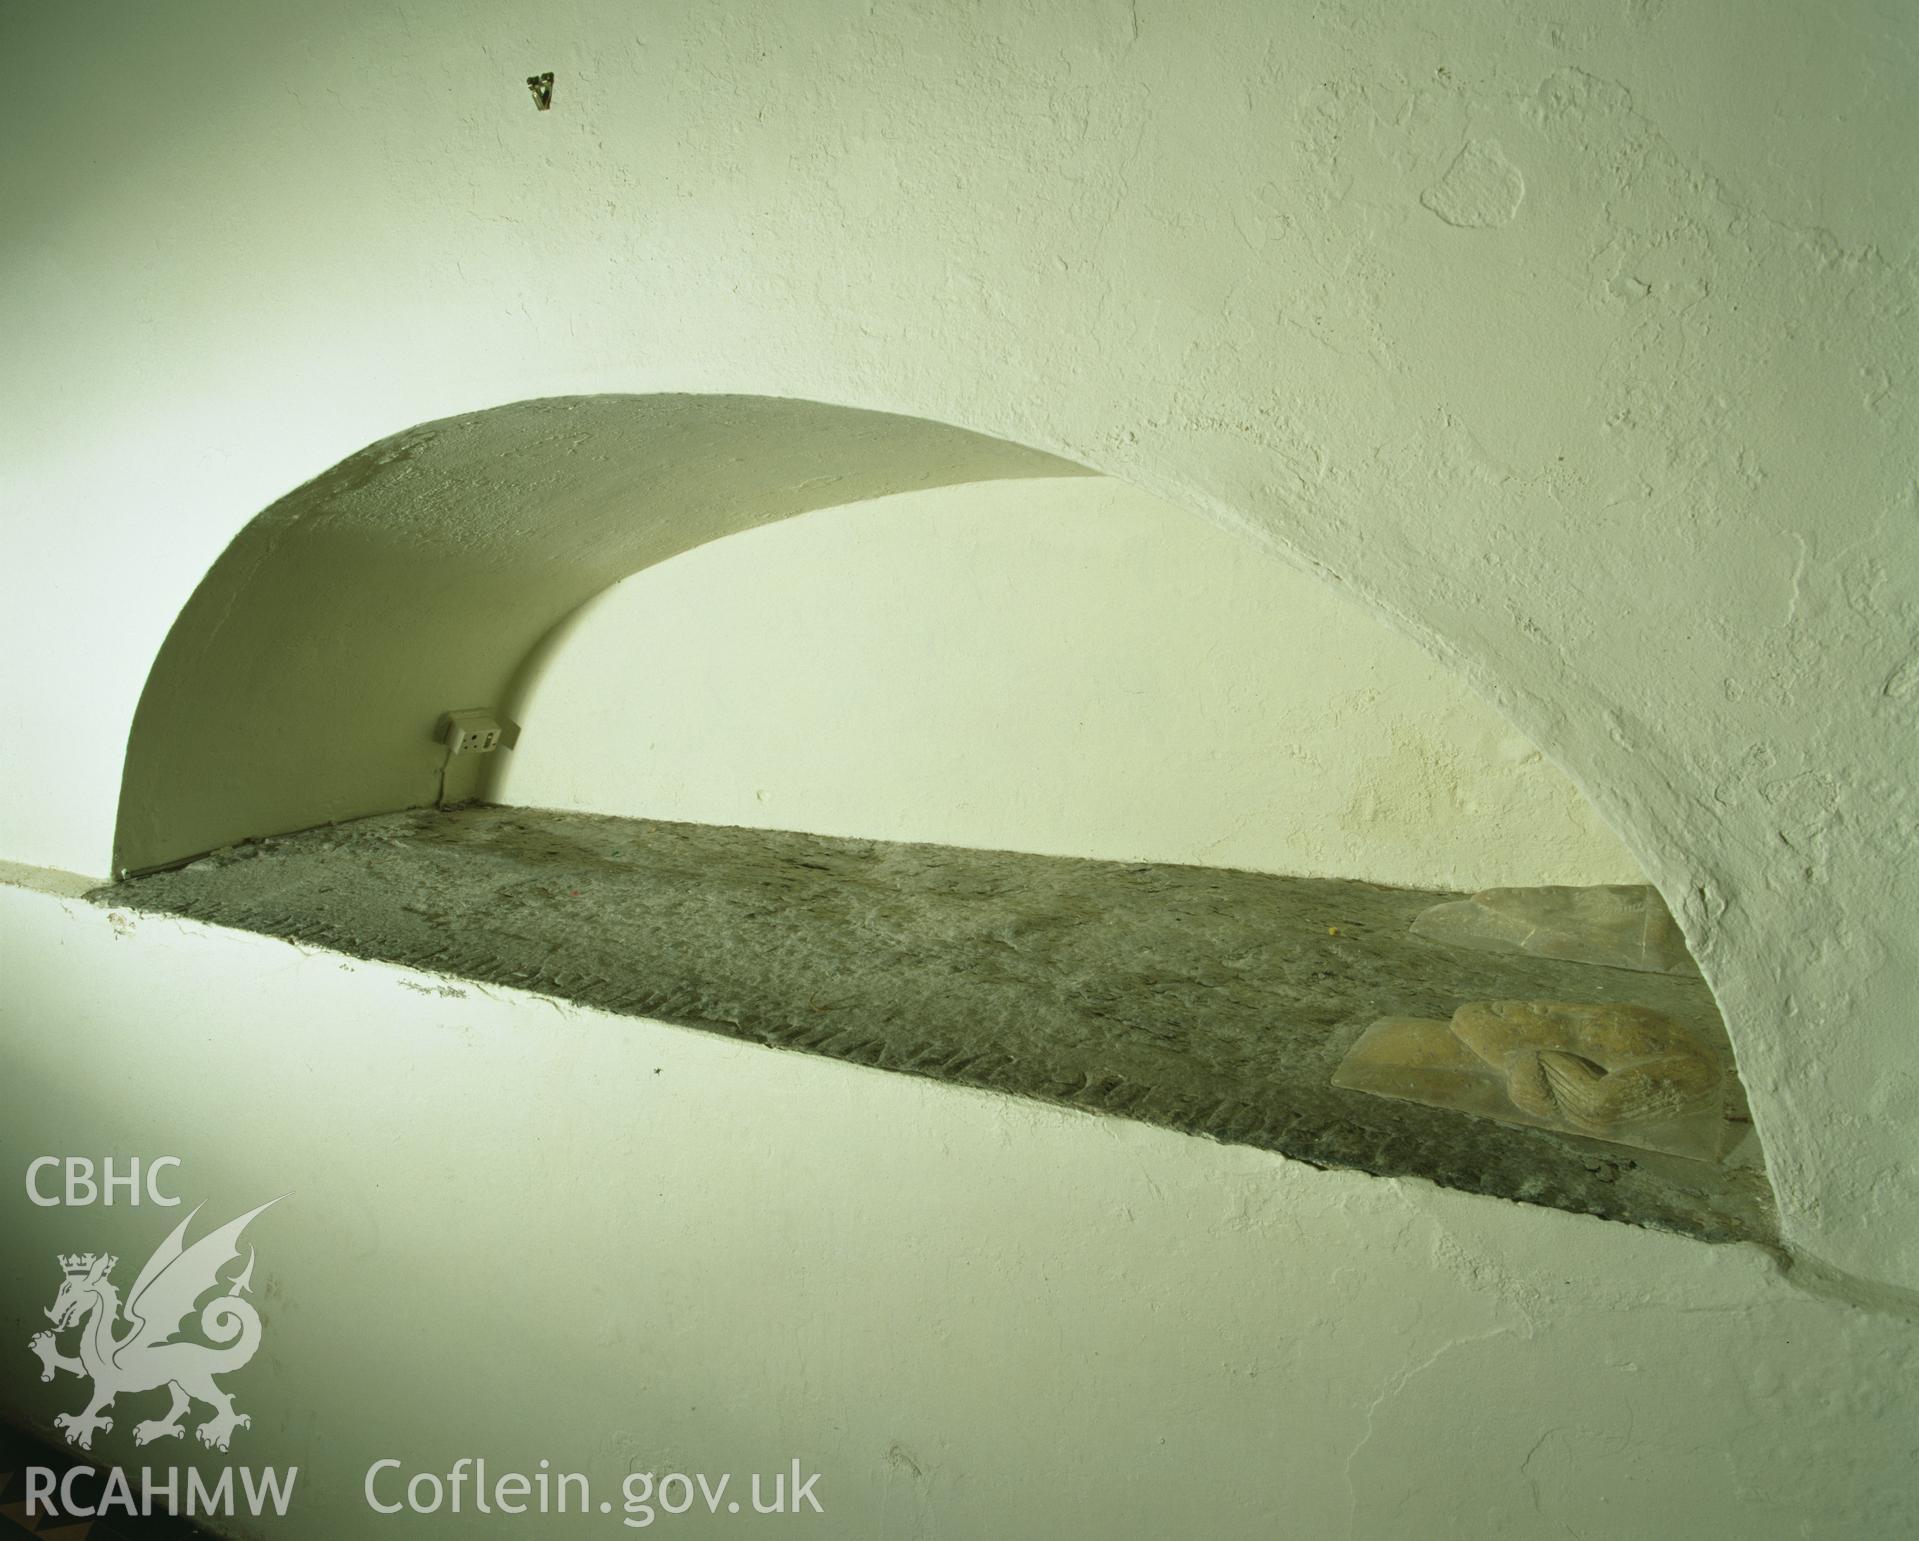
[{"left": 442, "top": 710, "right": 505, "bottom": 755}]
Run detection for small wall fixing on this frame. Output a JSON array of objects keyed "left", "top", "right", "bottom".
[
  {"left": 441, "top": 710, "right": 511, "bottom": 755},
  {"left": 527, "top": 72, "right": 555, "bottom": 111}
]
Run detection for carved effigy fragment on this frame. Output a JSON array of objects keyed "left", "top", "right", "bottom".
[
  {"left": 1409, "top": 884, "right": 1697, "bottom": 976},
  {"left": 1333, "top": 999, "right": 1737, "bottom": 1162}
]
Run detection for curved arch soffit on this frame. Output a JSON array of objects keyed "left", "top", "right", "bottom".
[{"left": 113, "top": 393, "right": 1090, "bottom": 874}]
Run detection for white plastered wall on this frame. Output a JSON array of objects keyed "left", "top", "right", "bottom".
[
  {"left": 0, "top": 0, "right": 1912, "bottom": 1345},
  {"left": 498, "top": 476, "right": 1644, "bottom": 891}
]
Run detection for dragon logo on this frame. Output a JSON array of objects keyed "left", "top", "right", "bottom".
[{"left": 28, "top": 1199, "right": 278, "bottom": 1453}]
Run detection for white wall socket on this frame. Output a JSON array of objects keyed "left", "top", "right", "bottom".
[{"left": 442, "top": 710, "right": 505, "bottom": 755}]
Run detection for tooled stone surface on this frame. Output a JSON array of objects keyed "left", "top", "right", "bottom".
[
  {"left": 1409, "top": 884, "right": 1699, "bottom": 975},
  {"left": 96, "top": 805, "right": 1774, "bottom": 1244}
]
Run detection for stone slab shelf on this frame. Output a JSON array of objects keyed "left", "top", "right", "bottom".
[{"left": 97, "top": 805, "right": 1775, "bottom": 1244}]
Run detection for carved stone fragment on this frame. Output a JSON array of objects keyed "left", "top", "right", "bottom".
[
  {"left": 1409, "top": 884, "right": 1697, "bottom": 975},
  {"left": 1333, "top": 999, "right": 1738, "bottom": 1162}
]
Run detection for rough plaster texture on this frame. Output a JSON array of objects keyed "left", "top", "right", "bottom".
[
  {"left": 3, "top": 884, "right": 1916, "bottom": 1539},
  {"left": 99, "top": 806, "right": 1771, "bottom": 1242},
  {"left": 498, "top": 476, "right": 1647, "bottom": 891},
  {"left": 0, "top": 0, "right": 1913, "bottom": 1295}
]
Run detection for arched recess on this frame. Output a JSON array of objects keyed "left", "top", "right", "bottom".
[
  {"left": 112, "top": 394, "right": 1090, "bottom": 875},
  {"left": 109, "top": 388, "right": 1774, "bottom": 1241}
]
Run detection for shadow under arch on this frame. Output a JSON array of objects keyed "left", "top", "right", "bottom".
[{"left": 113, "top": 394, "right": 1091, "bottom": 875}]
